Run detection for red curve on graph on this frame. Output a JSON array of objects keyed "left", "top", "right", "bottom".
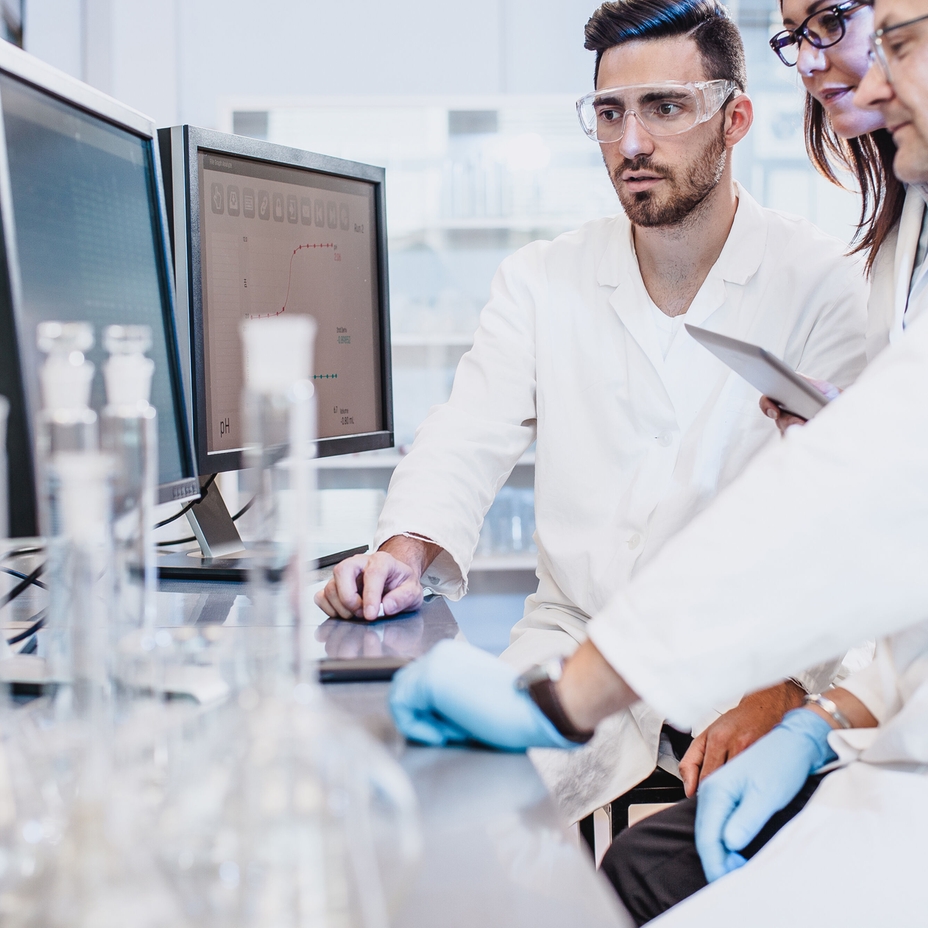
[{"left": 246, "top": 243, "right": 336, "bottom": 319}]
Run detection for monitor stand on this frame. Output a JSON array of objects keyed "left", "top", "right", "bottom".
[{"left": 157, "top": 475, "right": 368, "bottom": 582}]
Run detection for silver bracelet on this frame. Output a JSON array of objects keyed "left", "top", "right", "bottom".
[{"left": 804, "top": 692, "right": 852, "bottom": 729}]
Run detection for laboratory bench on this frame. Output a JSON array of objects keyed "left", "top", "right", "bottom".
[
  {"left": 1, "top": 566, "right": 631, "bottom": 928},
  {"left": 158, "top": 580, "right": 629, "bottom": 927},
  {"left": 154, "top": 581, "right": 629, "bottom": 927}
]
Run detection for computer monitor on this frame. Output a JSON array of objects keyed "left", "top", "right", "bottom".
[
  {"left": 158, "top": 126, "right": 393, "bottom": 578},
  {"left": 0, "top": 43, "right": 199, "bottom": 538}
]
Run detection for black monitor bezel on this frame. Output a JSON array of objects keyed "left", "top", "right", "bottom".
[
  {"left": 161, "top": 125, "right": 394, "bottom": 477},
  {"left": 0, "top": 42, "right": 200, "bottom": 536}
]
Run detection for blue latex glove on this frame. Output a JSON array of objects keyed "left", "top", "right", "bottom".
[
  {"left": 695, "top": 707, "right": 837, "bottom": 882},
  {"left": 389, "top": 640, "right": 577, "bottom": 751}
]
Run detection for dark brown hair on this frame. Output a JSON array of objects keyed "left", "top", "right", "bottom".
[
  {"left": 584, "top": 0, "right": 747, "bottom": 91},
  {"left": 805, "top": 95, "right": 904, "bottom": 273}
]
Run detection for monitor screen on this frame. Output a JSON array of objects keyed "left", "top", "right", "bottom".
[
  {"left": 162, "top": 127, "right": 393, "bottom": 476},
  {"left": 0, "top": 70, "right": 197, "bottom": 525},
  {"left": 197, "top": 150, "right": 385, "bottom": 456}
]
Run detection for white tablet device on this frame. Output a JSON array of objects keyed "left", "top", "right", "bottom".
[{"left": 684, "top": 324, "right": 830, "bottom": 420}]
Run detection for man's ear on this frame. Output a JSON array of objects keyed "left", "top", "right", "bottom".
[{"left": 724, "top": 93, "right": 753, "bottom": 147}]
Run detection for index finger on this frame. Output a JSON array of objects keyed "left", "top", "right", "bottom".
[
  {"left": 759, "top": 395, "right": 780, "bottom": 420},
  {"left": 331, "top": 554, "right": 373, "bottom": 617},
  {"left": 759, "top": 396, "right": 806, "bottom": 434},
  {"left": 699, "top": 730, "right": 731, "bottom": 787},
  {"left": 679, "top": 731, "right": 706, "bottom": 798},
  {"left": 359, "top": 554, "right": 404, "bottom": 621}
]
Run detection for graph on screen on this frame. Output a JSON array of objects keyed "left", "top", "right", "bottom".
[{"left": 198, "top": 152, "right": 382, "bottom": 454}]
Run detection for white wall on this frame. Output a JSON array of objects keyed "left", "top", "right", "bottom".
[{"left": 23, "top": 0, "right": 598, "bottom": 128}]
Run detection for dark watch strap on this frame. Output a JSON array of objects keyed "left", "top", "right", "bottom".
[{"left": 527, "top": 677, "right": 595, "bottom": 744}]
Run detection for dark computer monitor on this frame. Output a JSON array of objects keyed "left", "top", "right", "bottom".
[
  {"left": 158, "top": 126, "right": 393, "bottom": 578},
  {"left": 0, "top": 43, "right": 199, "bottom": 538}
]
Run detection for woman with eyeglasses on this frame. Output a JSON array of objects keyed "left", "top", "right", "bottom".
[
  {"left": 762, "top": 0, "right": 928, "bottom": 430},
  {"left": 774, "top": 0, "right": 928, "bottom": 351}
]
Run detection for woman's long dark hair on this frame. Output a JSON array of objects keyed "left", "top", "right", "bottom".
[{"left": 805, "top": 94, "right": 905, "bottom": 273}]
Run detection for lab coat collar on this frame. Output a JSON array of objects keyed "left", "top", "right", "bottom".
[
  {"left": 599, "top": 181, "right": 766, "bottom": 368},
  {"left": 892, "top": 187, "right": 927, "bottom": 326},
  {"left": 595, "top": 182, "right": 765, "bottom": 291}
]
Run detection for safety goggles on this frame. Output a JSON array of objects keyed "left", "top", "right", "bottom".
[
  {"left": 769, "top": 0, "right": 869, "bottom": 67},
  {"left": 576, "top": 80, "right": 738, "bottom": 143}
]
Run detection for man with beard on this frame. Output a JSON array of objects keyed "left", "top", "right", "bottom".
[{"left": 316, "top": 0, "right": 868, "bottom": 825}]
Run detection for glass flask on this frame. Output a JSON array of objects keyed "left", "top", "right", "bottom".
[
  {"left": 10, "top": 452, "right": 189, "bottom": 928},
  {"left": 157, "top": 316, "right": 421, "bottom": 928}
]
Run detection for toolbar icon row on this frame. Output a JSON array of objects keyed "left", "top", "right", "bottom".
[{"left": 210, "top": 182, "right": 349, "bottom": 229}]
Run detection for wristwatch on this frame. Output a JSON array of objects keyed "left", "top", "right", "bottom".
[{"left": 516, "top": 659, "right": 595, "bottom": 744}]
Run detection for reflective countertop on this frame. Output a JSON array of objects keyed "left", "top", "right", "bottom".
[
  {"left": 1, "top": 558, "right": 631, "bottom": 927},
  {"left": 326, "top": 682, "right": 633, "bottom": 928}
]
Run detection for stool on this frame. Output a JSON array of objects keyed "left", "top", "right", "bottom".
[
  {"left": 579, "top": 767, "right": 687, "bottom": 859},
  {"left": 579, "top": 718, "right": 694, "bottom": 863}
]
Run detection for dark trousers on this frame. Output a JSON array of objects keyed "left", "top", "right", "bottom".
[{"left": 600, "top": 774, "right": 826, "bottom": 926}]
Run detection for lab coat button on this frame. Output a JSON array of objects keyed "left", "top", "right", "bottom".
[
  {"left": 657, "top": 431, "right": 673, "bottom": 447},
  {"left": 627, "top": 533, "right": 641, "bottom": 550}
]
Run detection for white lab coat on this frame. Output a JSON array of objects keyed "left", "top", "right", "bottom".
[
  {"left": 866, "top": 185, "right": 928, "bottom": 359},
  {"left": 376, "top": 184, "right": 868, "bottom": 821},
  {"left": 586, "top": 310, "right": 928, "bottom": 926}
]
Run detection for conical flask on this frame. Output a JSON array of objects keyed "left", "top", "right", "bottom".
[{"left": 158, "top": 316, "right": 420, "bottom": 928}]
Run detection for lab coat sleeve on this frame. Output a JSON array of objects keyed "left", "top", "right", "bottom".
[
  {"left": 836, "top": 644, "right": 900, "bottom": 725},
  {"left": 792, "top": 267, "right": 869, "bottom": 390},
  {"left": 749, "top": 246, "right": 870, "bottom": 696},
  {"left": 586, "top": 311, "right": 928, "bottom": 730},
  {"left": 790, "top": 656, "right": 846, "bottom": 697},
  {"left": 373, "top": 246, "right": 542, "bottom": 598}
]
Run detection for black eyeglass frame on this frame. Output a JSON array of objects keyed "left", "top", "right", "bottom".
[
  {"left": 869, "top": 11, "right": 928, "bottom": 81},
  {"left": 769, "top": 0, "right": 870, "bottom": 67}
]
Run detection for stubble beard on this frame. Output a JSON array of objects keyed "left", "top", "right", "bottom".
[{"left": 610, "top": 125, "right": 728, "bottom": 228}]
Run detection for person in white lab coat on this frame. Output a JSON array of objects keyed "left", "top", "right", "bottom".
[
  {"left": 388, "top": 5, "right": 928, "bottom": 923},
  {"left": 677, "top": 0, "right": 916, "bottom": 795},
  {"left": 317, "top": 0, "right": 868, "bottom": 822},
  {"left": 599, "top": 3, "right": 928, "bottom": 922},
  {"left": 759, "top": 0, "right": 927, "bottom": 433},
  {"left": 389, "top": 254, "right": 928, "bottom": 928}
]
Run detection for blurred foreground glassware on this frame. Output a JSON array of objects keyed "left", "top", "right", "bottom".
[
  {"left": 157, "top": 317, "right": 421, "bottom": 928},
  {"left": 101, "top": 324, "right": 158, "bottom": 641},
  {"left": 35, "top": 323, "right": 98, "bottom": 685},
  {"left": 240, "top": 315, "right": 318, "bottom": 688},
  {"left": 101, "top": 325, "right": 167, "bottom": 699},
  {"left": 10, "top": 449, "right": 188, "bottom": 928}
]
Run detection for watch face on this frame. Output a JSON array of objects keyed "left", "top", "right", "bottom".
[{"left": 515, "top": 659, "right": 563, "bottom": 691}]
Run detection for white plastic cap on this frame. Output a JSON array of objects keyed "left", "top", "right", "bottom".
[
  {"left": 103, "top": 325, "right": 154, "bottom": 405},
  {"left": 37, "top": 321, "right": 93, "bottom": 356},
  {"left": 242, "top": 316, "right": 316, "bottom": 393},
  {"left": 37, "top": 321, "right": 95, "bottom": 413}
]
